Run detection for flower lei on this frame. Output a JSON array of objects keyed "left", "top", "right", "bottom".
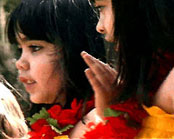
[
  {"left": 82, "top": 98, "right": 148, "bottom": 139},
  {"left": 27, "top": 98, "right": 94, "bottom": 139}
]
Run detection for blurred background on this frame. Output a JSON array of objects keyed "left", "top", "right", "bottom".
[{"left": 0, "top": 0, "right": 31, "bottom": 116}]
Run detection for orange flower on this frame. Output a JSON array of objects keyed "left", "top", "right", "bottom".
[
  {"left": 54, "top": 135, "right": 69, "bottom": 139},
  {"left": 136, "top": 106, "right": 174, "bottom": 138}
]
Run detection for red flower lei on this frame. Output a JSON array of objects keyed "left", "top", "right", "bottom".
[
  {"left": 28, "top": 98, "right": 94, "bottom": 139},
  {"left": 82, "top": 98, "right": 148, "bottom": 139}
]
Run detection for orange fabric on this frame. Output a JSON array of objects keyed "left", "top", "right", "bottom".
[{"left": 136, "top": 106, "right": 174, "bottom": 138}]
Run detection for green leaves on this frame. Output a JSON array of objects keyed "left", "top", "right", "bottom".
[
  {"left": 27, "top": 107, "right": 49, "bottom": 125},
  {"left": 104, "top": 108, "right": 124, "bottom": 117},
  {"left": 51, "top": 124, "right": 74, "bottom": 134},
  {"left": 27, "top": 107, "right": 74, "bottom": 134},
  {"left": 3, "top": 0, "right": 21, "bottom": 13},
  {"left": 47, "top": 118, "right": 59, "bottom": 128}
]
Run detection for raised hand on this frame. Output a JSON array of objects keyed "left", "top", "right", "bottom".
[{"left": 81, "top": 51, "right": 117, "bottom": 119}]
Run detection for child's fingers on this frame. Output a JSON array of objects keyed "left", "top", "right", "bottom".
[{"left": 81, "top": 51, "right": 115, "bottom": 85}]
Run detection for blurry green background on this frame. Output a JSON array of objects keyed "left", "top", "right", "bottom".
[
  {"left": 0, "top": 0, "right": 21, "bottom": 86},
  {"left": 0, "top": 0, "right": 31, "bottom": 115}
]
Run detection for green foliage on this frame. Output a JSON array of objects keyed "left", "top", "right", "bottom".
[
  {"left": 51, "top": 124, "right": 74, "bottom": 135},
  {"left": 47, "top": 118, "right": 59, "bottom": 128},
  {"left": 3, "top": 0, "right": 21, "bottom": 13},
  {"left": 27, "top": 107, "right": 74, "bottom": 134},
  {"left": 0, "top": 25, "right": 2, "bottom": 40},
  {"left": 104, "top": 108, "right": 124, "bottom": 117},
  {"left": 27, "top": 108, "right": 49, "bottom": 125}
]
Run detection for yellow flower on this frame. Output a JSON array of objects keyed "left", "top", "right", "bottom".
[
  {"left": 136, "top": 105, "right": 174, "bottom": 138},
  {"left": 54, "top": 135, "right": 69, "bottom": 139}
]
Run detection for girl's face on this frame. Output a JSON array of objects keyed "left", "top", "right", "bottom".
[
  {"left": 95, "top": 0, "right": 114, "bottom": 42},
  {"left": 16, "top": 33, "right": 66, "bottom": 104}
]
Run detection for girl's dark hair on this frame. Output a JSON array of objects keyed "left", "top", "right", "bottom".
[
  {"left": 112, "top": 0, "right": 174, "bottom": 104},
  {"left": 7, "top": 0, "right": 105, "bottom": 107}
]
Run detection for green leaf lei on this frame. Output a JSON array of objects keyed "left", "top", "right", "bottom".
[{"left": 27, "top": 107, "right": 74, "bottom": 134}]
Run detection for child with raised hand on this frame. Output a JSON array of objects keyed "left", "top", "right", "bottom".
[
  {"left": 6, "top": 0, "right": 105, "bottom": 138},
  {"left": 80, "top": 0, "right": 174, "bottom": 138}
]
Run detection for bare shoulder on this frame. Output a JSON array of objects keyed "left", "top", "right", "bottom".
[
  {"left": 69, "top": 108, "right": 103, "bottom": 139},
  {"left": 154, "top": 67, "right": 174, "bottom": 113}
]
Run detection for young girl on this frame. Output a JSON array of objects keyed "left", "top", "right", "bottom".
[
  {"left": 7, "top": 0, "right": 105, "bottom": 106},
  {"left": 6, "top": 0, "right": 105, "bottom": 138},
  {"left": 79, "top": 0, "right": 174, "bottom": 138}
]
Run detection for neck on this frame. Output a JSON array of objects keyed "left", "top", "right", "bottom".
[{"left": 54, "top": 90, "right": 67, "bottom": 107}]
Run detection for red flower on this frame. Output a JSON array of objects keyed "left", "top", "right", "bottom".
[
  {"left": 83, "top": 117, "right": 140, "bottom": 139},
  {"left": 83, "top": 99, "right": 147, "bottom": 139},
  {"left": 47, "top": 99, "right": 83, "bottom": 127},
  {"left": 109, "top": 98, "right": 147, "bottom": 123},
  {"left": 28, "top": 98, "right": 94, "bottom": 139},
  {"left": 29, "top": 125, "right": 58, "bottom": 139},
  {"left": 82, "top": 122, "right": 116, "bottom": 139},
  {"left": 30, "top": 119, "right": 48, "bottom": 132},
  {"left": 47, "top": 105, "right": 62, "bottom": 119}
]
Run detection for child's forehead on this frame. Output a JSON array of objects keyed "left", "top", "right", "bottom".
[
  {"left": 18, "top": 33, "right": 27, "bottom": 40},
  {"left": 16, "top": 33, "right": 28, "bottom": 42}
]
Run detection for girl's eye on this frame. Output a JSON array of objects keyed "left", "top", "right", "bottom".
[
  {"left": 95, "top": 6, "right": 105, "bottom": 12},
  {"left": 29, "top": 45, "right": 43, "bottom": 52},
  {"left": 94, "top": 5, "right": 105, "bottom": 18}
]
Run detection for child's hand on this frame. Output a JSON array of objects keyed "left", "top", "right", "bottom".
[{"left": 81, "top": 51, "right": 117, "bottom": 119}]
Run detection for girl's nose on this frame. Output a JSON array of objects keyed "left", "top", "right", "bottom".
[
  {"left": 96, "top": 19, "right": 105, "bottom": 34},
  {"left": 15, "top": 57, "right": 30, "bottom": 71}
]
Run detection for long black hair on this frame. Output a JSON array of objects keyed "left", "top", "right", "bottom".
[
  {"left": 112, "top": 0, "right": 174, "bottom": 104},
  {"left": 7, "top": 0, "right": 105, "bottom": 108}
]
